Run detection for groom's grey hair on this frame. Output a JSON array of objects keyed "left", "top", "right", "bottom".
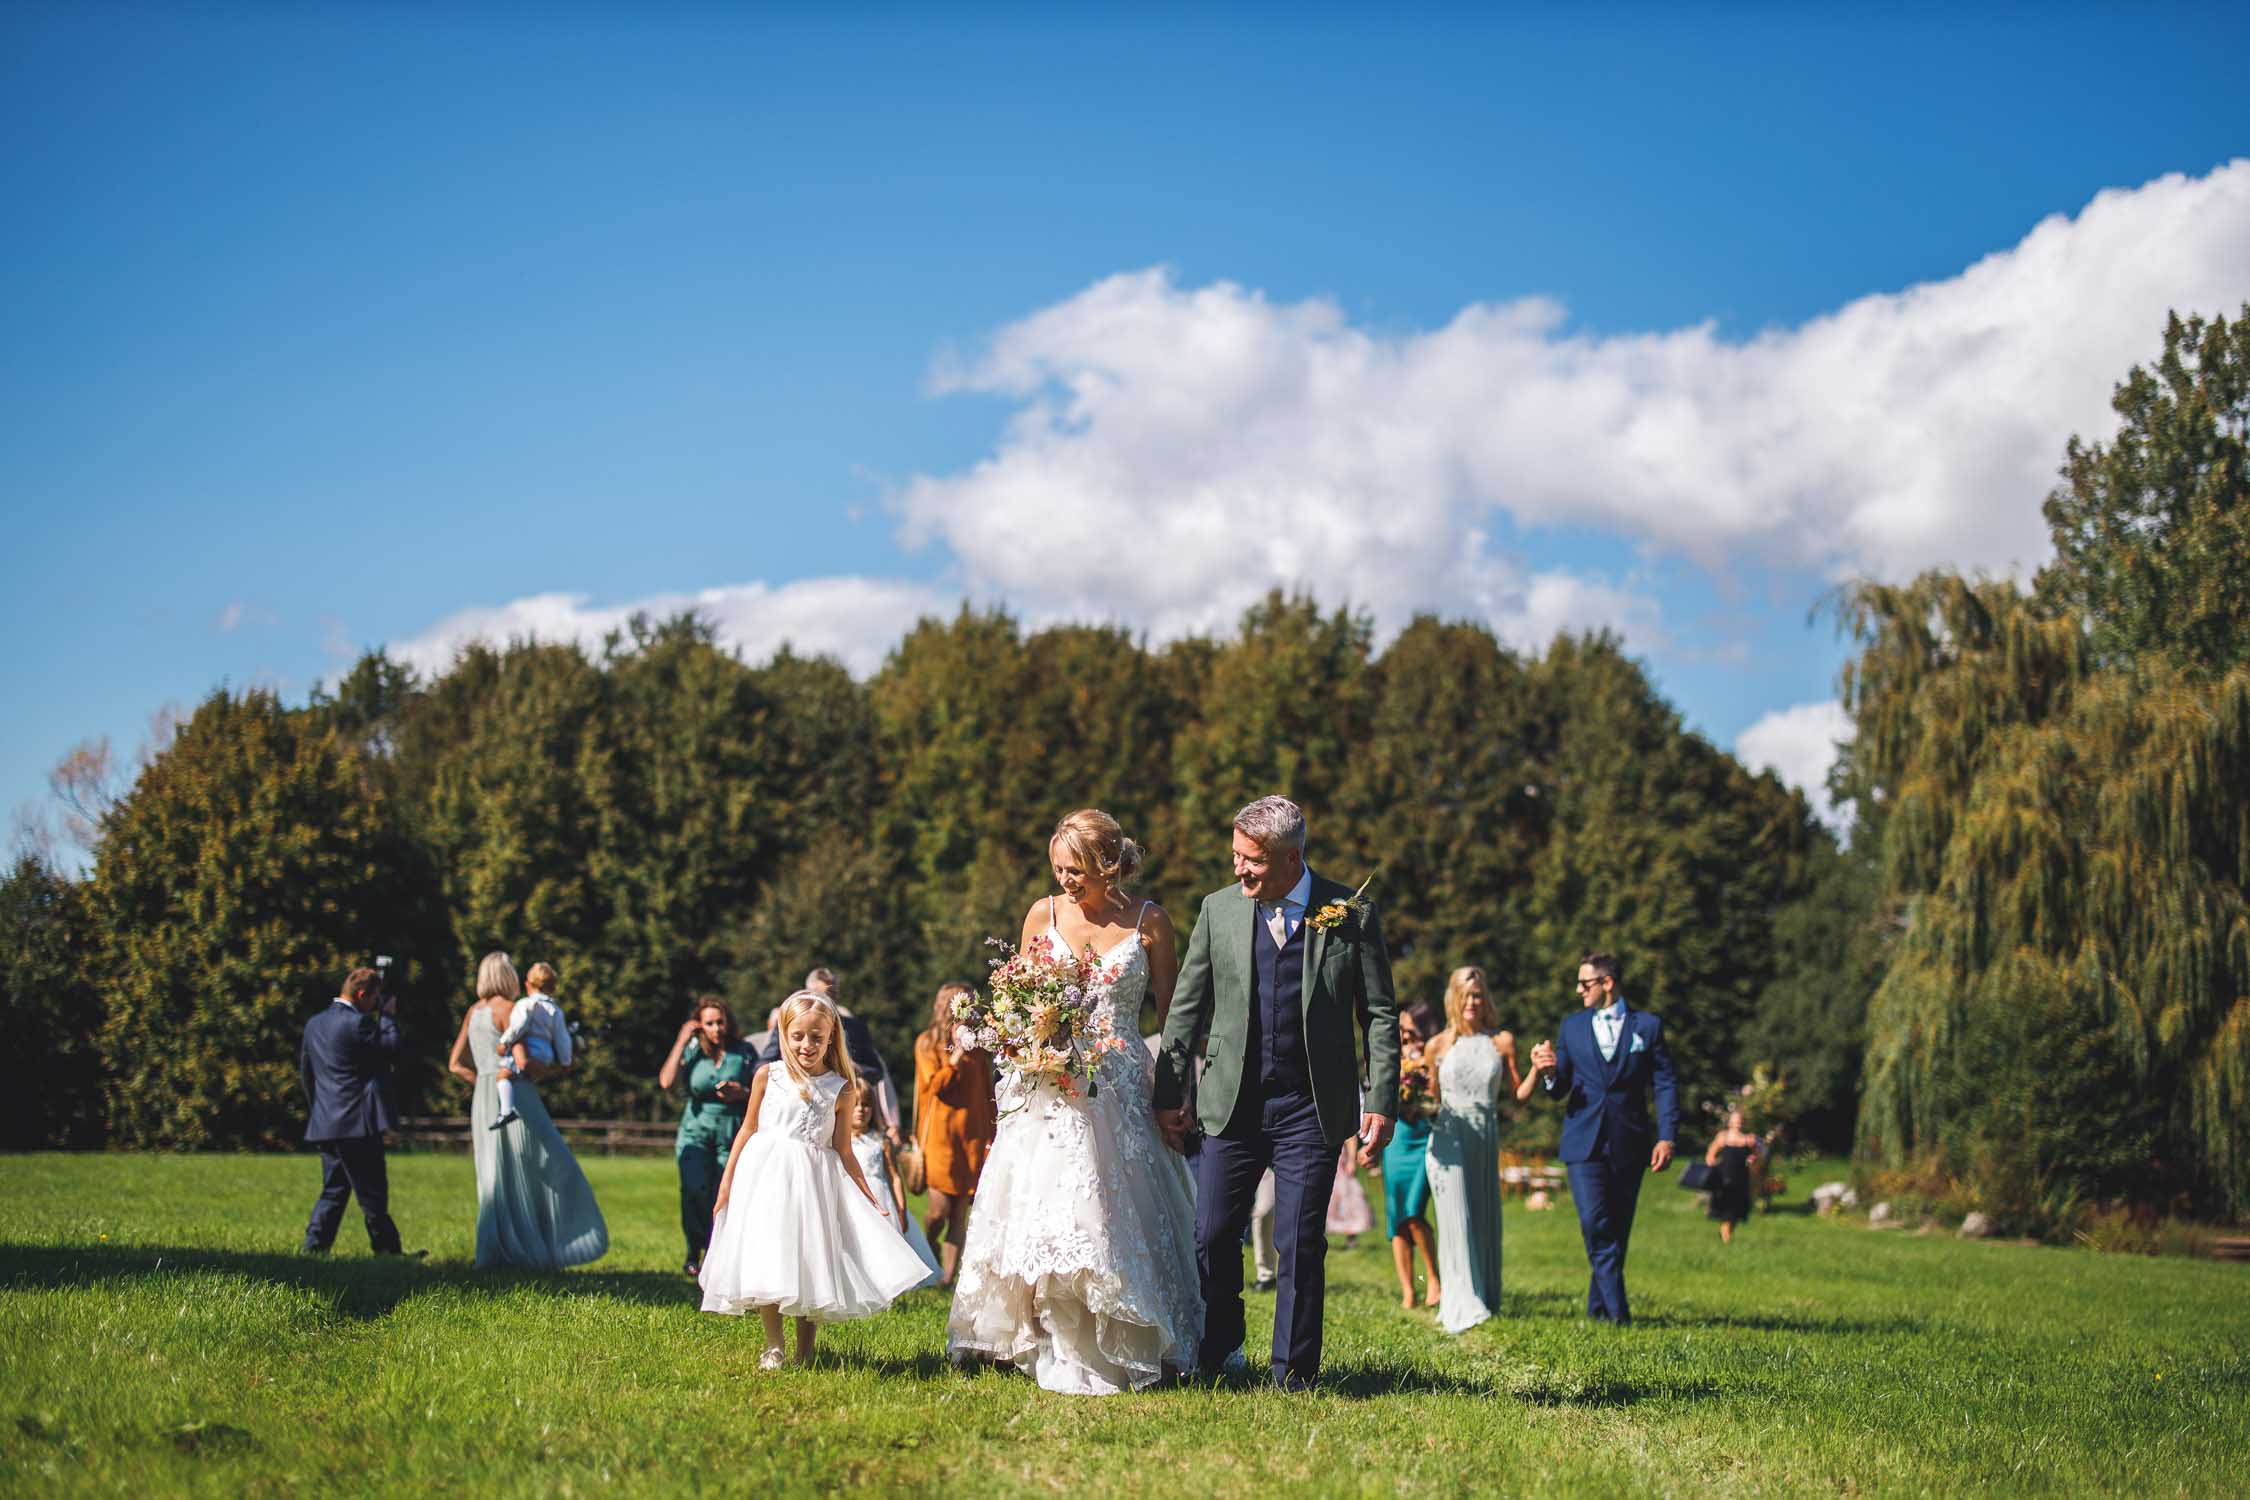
[{"left": 1233, "top": 796, "right": 1307, "bottom": 853}]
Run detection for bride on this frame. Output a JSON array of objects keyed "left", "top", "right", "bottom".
[{"left": 946, "top": 809, "right": 1204, "bottom": 1393}]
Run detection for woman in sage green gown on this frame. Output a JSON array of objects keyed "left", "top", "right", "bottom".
[
  {"left": 449, "top": 955, "right": 608, "bottom": 1271},
  {"left": 1423, "top": 967, "right": 1520, "bottom": 1334}
]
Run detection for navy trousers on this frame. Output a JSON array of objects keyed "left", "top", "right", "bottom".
[
  {"left": 1194, "top": 1088, "right": 1333, "bottom": 1389},
  {"left": 303, "top": 1136, "right": 401, "bottom": 1253},
  {"left": 1565, "top": 1155, "right": 1645, "bottom": 1323}
]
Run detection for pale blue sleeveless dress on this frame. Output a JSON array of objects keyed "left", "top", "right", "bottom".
[
  {"left": 1427, "top": 1036, "right": 1504, "bottom": 1332},
  {"left": 469, "top": 1006, "right": 610, "bottom": 1270}
]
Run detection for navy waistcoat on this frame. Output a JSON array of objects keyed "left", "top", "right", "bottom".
[{"left": 1248, "top": 912, "right": 1311, "bottom": 1096}]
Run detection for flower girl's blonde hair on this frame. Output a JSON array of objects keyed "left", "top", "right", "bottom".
[{"left": 773, "top": 990, "right": 860, "bottom": 1096}]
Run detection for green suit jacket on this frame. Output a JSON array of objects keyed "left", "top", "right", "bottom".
[{"left": 1152, "top": 871, "right": 1401, "bottom": 1148}]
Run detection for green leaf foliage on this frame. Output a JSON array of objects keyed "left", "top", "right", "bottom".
[
  {"left": 87, "top": 690, "right": 446, "bottom": 1147},
  {"left": 0, "top": 856, "right": 104, "bottom": 1147},
  {"left": 1845, "top": 308, "right": 2250, "bottom": 1224},
  {"left": 29, "top": 594, "right": 1839, "bottom": 1149}
]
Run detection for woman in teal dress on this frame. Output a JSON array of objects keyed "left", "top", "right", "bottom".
[
  {"left": 446, "top": 952, "right": 609, "bottom": 1272},
  {"left": 1382, "top": 1007, "right": 1442, "bottom": 1310},
  {"left": 658, "top": 996, "right": 756, "bottom": 1274}
]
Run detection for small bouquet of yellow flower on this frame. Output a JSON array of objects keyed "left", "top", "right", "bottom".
[
  {"left": 956, "top": 937, "right": 1130, "bottom": 1108},
  {"left": 1397, "top": 1052, "right": 1437, "bottom": 1122}
]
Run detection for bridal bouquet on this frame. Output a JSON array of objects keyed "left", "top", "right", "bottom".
[{"left": 957, "top": 938, "right": 1130, "bottom": 1105}]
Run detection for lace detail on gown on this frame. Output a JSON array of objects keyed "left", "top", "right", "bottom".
[{"left": 945, "top": 916, "right": 1205, "bottom": 1393}]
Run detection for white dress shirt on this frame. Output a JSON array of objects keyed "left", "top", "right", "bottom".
[
  {"left": 1262, "top": 866, "right": 1314, "bottom": 948},
  {"left": 1592, "top": 999, "right": 1626, "bottom": 1061}
]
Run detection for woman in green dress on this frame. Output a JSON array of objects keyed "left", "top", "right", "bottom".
[
  {"left": 1382, "top": 1007, "right": 1442, "bottom": 1310},
  {"left": 446, "top": 952, "right": 609, "bottom": 1271},
  {"left": 658, "top": 995, "right": 756, "bottom": 1275}
]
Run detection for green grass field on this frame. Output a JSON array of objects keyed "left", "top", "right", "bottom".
[{"left": 2, "top": 1152, "right": 2243, "bottom": 1497}]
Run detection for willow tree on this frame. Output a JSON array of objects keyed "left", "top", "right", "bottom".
[{"left": 1845, "top": 307, "right": 2250, "bottom": 1225}]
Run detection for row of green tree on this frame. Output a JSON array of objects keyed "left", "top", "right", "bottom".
[
  {"left": 3, "top": 597, "right": 1849, "bottom": 1154},
  {"left": 13, "top": 309, "right": 2236, "bottom": 1230}
]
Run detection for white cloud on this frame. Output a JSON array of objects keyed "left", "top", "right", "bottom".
[
  {"left": 389, "top": 576, "right": 950, "bottom": 681},
  {"left": 899, "top": 160, "right": 2250, "bottom": 633},
  {"left": 384, "top": 163, "right": 2249, "bottom": 713},
  {"left": 1736, "top": 699, "right": 1855, "bottom": 833},
  {"left": 214, "top": 601, "right": 280, "bottom": 635}
]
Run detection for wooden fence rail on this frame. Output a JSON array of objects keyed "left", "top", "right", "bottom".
[{"left": 395, "top": 1116, "right": 675, "bottom": 1154}]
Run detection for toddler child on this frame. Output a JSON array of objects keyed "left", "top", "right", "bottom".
[
  {"left": 699, "top": 991, "right": 931, "bottom": 1367},
  {"left": 848, "top": 1082, "right": 944, "bottom": 1289},
  {"left": 493, "top": 961, "right": 572, "bottom": 1129}
]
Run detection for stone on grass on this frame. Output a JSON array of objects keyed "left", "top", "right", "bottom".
[
  {"left": 1525, "top": 1190, "right": 1552, "bottom": 1211},
  {"left": 1870, "top": 1201, "right": 1895, "bottom": 1226},
  {"left": 1811, "top": 1181, "right": 1851, "bottom": 1215},
  {"left": 1959, "top": 1211, "right": 1994, "bottom": 1238}
]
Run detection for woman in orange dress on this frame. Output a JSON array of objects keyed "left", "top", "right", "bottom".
[{"left": 915, "top": 981, "right": 996, "bottom": 1286}]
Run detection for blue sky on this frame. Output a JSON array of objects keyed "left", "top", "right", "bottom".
[{"left": 6, "top": 2, "right": 2248, "bottom": 851}]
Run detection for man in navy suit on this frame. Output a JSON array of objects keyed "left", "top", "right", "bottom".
[
  {"left": 300, "top": 966, "right": 404, "bottom": 1254},
  {"left": 1527, "top": 951, "right": 1677, "bottom": 1325}
]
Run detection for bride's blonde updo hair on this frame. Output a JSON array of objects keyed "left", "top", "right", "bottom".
[{"left": 1050, "top": 808, "right": 1143, "bottom": 891}]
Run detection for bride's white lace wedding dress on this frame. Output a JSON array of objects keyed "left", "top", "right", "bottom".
[{"left": 945, "top": 901, "right": 1204, "bottom": 1394}]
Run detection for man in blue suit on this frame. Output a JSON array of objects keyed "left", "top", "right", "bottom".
[
  {"left": 300, "top": 966, "right": 404, "bottom": 1254},
  {"left": 1527, "top": 951, "right": 1677, "bottom": 1325}
]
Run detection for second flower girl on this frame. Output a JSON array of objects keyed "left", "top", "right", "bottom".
[{"left": 699, "top": 990, "right": 931, "bottom": 1367}]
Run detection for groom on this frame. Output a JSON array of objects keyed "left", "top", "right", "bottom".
[
  {"left": 1528, "top": 950, "right": 1678, "bottom": 1325},
  {"left": 1154, "top": 795, "right": 1400, "bottom": 1391}
]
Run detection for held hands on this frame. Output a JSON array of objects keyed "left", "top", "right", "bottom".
[
  {"left": 1529, "top": 1039, "right": 1557, "bottom": 1076},
  {"left": 1153, "top": 1106, "right": 1192, "bottom": 1154},
  {"left": 1650, "top": 1140, "right": 1674, "bottom": 1173},
  {"left": 1356, "top": 1112, "right": 1394, "bottom": 1167}
]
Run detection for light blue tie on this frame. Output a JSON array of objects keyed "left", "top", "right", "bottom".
[{"left": 1595, "top": 1006, "right": 1620, "bottom": 1062}]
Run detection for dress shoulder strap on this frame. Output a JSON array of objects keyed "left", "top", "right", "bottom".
[
  {"left": 1134, "top": 899, "right": 1153, "bottom": 938},
  {"left": 1046, "top": 895, "right": 1061, "bottom": 937}
]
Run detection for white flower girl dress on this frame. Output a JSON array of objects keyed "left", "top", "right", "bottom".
[{"left": 699, "top": 1069, "right": 931, "bottom": 1320}]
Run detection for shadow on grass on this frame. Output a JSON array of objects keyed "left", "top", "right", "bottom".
[
  {"left": 1496, "top": 1286, "right": 1919, "bottom": 1336},
  {"left": 1633, "top": 1309, "right": 1924, "bottom": 1335},
  {"left": 0, "top": 1242, "right": 701, "bottom": 1320},
  {"left": 814, "top": 1349, "right": 961, "bottom": 1381},
  {"left": 1321, "top": 1356, "right": 1726, "bottom": 1404}
]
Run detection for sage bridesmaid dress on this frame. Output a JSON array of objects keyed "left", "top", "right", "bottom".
[
  {"left": 470, "top": 1006, "right": 609, "bottom": 1270},
  {"left": 1427, "top": 1037, "right": 1504, "bottom": 1332}
]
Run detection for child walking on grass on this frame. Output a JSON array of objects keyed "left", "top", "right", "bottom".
[
  {"left": 492, "top": 961, "right": 570, "bottom": 1130},
  {"left": 698, "top": 990, "right": 931, "bottom": 1368},
  {"left": 848, "top": 1082, "right": 945, "bottom": 1289}
]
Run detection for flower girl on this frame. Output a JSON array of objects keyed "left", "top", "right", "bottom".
[
  {"left": 847, "top": 1082, "right": 945, "bottom": 1289},
  {"left": 699, "top": 990, "right": 931, "bottom": 1367}
]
